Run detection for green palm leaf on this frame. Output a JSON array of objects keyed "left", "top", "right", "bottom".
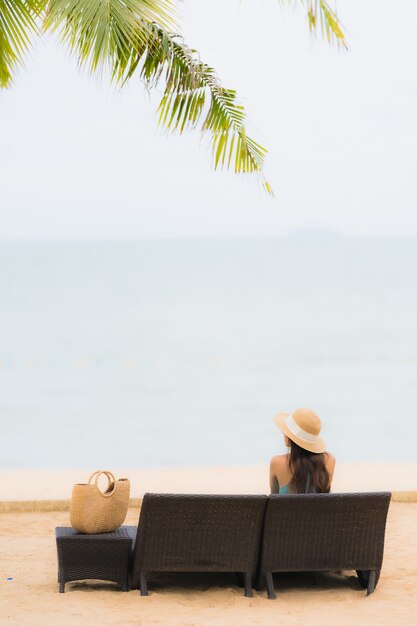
[
  {"left": 1, "top": 1, "right": 348, "bottom": 192},
  {"left": 121, "top": 25, "right": 272, "bottom": 193},
  {"left": 44, "top": 0, "right": 177, "bottom": 75},
  {"left": 278, "top": 0, "right": 347, "bottom": 48},
  {"left": 307, "top": 0, "right": 347, "bottom": 48},
  {"left": 0, "top": 2, "right": 270, "bottom": 190},
  {"left": 0, "top": 0, "right": 45, "bottom": 88}
]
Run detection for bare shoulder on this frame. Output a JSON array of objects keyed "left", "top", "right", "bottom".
[
  {"left": 270, "top": 453, "right": 292, "bottom": 489},
  {"left": 325, "top": 451, "right": 336, "bottom": 476},
  {"left": 270, "top": 454, "right": 288, "bottom": 470}
]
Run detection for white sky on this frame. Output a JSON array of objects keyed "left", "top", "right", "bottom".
[{"left": 0, "top": 0, "right": 416, "bottom": 238}]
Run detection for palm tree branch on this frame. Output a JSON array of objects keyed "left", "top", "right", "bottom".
[
  {"left": 0, "top": 0, "right": 45, "bottom": 88},
  {"left": 121, "top": 24, "right": 271, "bottom": 192}
]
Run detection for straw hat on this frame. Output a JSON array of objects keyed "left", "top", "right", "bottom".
[{"left": 274, "top": 407, "right": 326, "bottom": 454}]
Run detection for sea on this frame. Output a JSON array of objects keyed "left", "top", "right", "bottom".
[{"left": 0, "top": 236, "right": 416, "bottom": 468}]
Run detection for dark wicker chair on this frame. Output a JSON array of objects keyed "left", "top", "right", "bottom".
[
  {"left": 258, "top": 492, "right": 391, "bottom": 599},
  {"left": 130, "top": 493, "right": 267, "bottom": 597}
]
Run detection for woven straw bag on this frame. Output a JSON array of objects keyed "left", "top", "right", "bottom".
[{"left": 70, "top": 470, "right": 130, "bottom": 534}]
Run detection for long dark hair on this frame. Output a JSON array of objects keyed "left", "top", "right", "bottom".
[{"left": 288, "top": 440, "right": 331, "bottom": 494}]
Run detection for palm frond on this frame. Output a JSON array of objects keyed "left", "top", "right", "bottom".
[
  {"left": 278, "top": 0, "right": 347, "bottom": 48},
  {"left": 122, "top": 25, "right": 272, "bottom": 194},
  {"left": 0, "top": 0, "right": 45, "bottom": 88},
  {"left": 309, "top": 0, "right": 347, "bottom": 48},
  {"left": 44, "top": 0, "right": 177, "bottom": 75}
]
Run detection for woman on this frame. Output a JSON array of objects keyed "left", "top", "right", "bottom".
[{"left": 270, "top": 407, "right": 336, "bottom": 494}]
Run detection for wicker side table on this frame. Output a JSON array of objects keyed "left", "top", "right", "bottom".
[{"left": 55, "top": 526, "right": 136, "bottom": 593}]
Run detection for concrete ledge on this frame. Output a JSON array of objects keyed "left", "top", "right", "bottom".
[
  {"left": 1, "top": 465, "right": 416, "bottom": 501},
  {"left": 1, "top": 492, "right": 416, "bottom": 513},
  {"left": 390, "top": 491, "right": 417, "bottom": 503}
]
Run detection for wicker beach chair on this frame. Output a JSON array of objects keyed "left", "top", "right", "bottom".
[
  {"left": 130, "top": 493, "right": 267, "bottom": 597},
  {"left": 258, "top": 492, "right": 391, "bottom": 599}
]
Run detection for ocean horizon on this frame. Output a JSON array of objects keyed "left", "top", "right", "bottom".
[{"left": 1, "top": 235, "right": 416, "bottom": 468}]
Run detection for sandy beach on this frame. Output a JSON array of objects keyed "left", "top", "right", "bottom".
[
  {"left": 0, "top": 501, "right": 415, "bottom": 626},
  {"left": 1, "top": 464, "right": 416, "bottom": 625}
]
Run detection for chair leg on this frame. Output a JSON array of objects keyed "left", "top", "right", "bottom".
[
  {"left": 366, "top": 570, "right": 376, "bottom": 596},
  {"left": 244, "top": 573, "right": 252, "bottom": 598},
  {"left": 59, "top": 580, "right": 65, "bottom": 593},
  {"left": 265, "top": 572, "right": 276, "bottom": 600},
  {"left": 140, "top": 572, "right": 149, "bottom": 596}
]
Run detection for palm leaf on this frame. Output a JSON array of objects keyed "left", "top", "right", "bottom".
[
  {"left": 310, "top": 0, "right": 347, "bottom": 48},
  {"left": 43, "top": 0, "right": 177, "bottom": 76},
  {"left": 122, "top": 25, "right": 272, "bottom": 194},
  {"left": 278, "top": 0, "right": 347, "bottom": 48},
  {"left": 316, "top": 1, "right": 346, "bottom": 48},
  {"left": 0, "top": 0, "right": 45, "bottom": 88}
]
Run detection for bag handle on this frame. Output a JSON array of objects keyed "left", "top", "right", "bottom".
[{"left": 88, "top": 470, "right": 117, "bottom": 497}]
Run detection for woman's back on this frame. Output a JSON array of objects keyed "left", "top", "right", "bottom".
[
  {"left": 270, "top": 451, "right": 336, "bottom": 494},
  {"left": 270, "top": 407, "right": 336, "bottom": 494}
]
